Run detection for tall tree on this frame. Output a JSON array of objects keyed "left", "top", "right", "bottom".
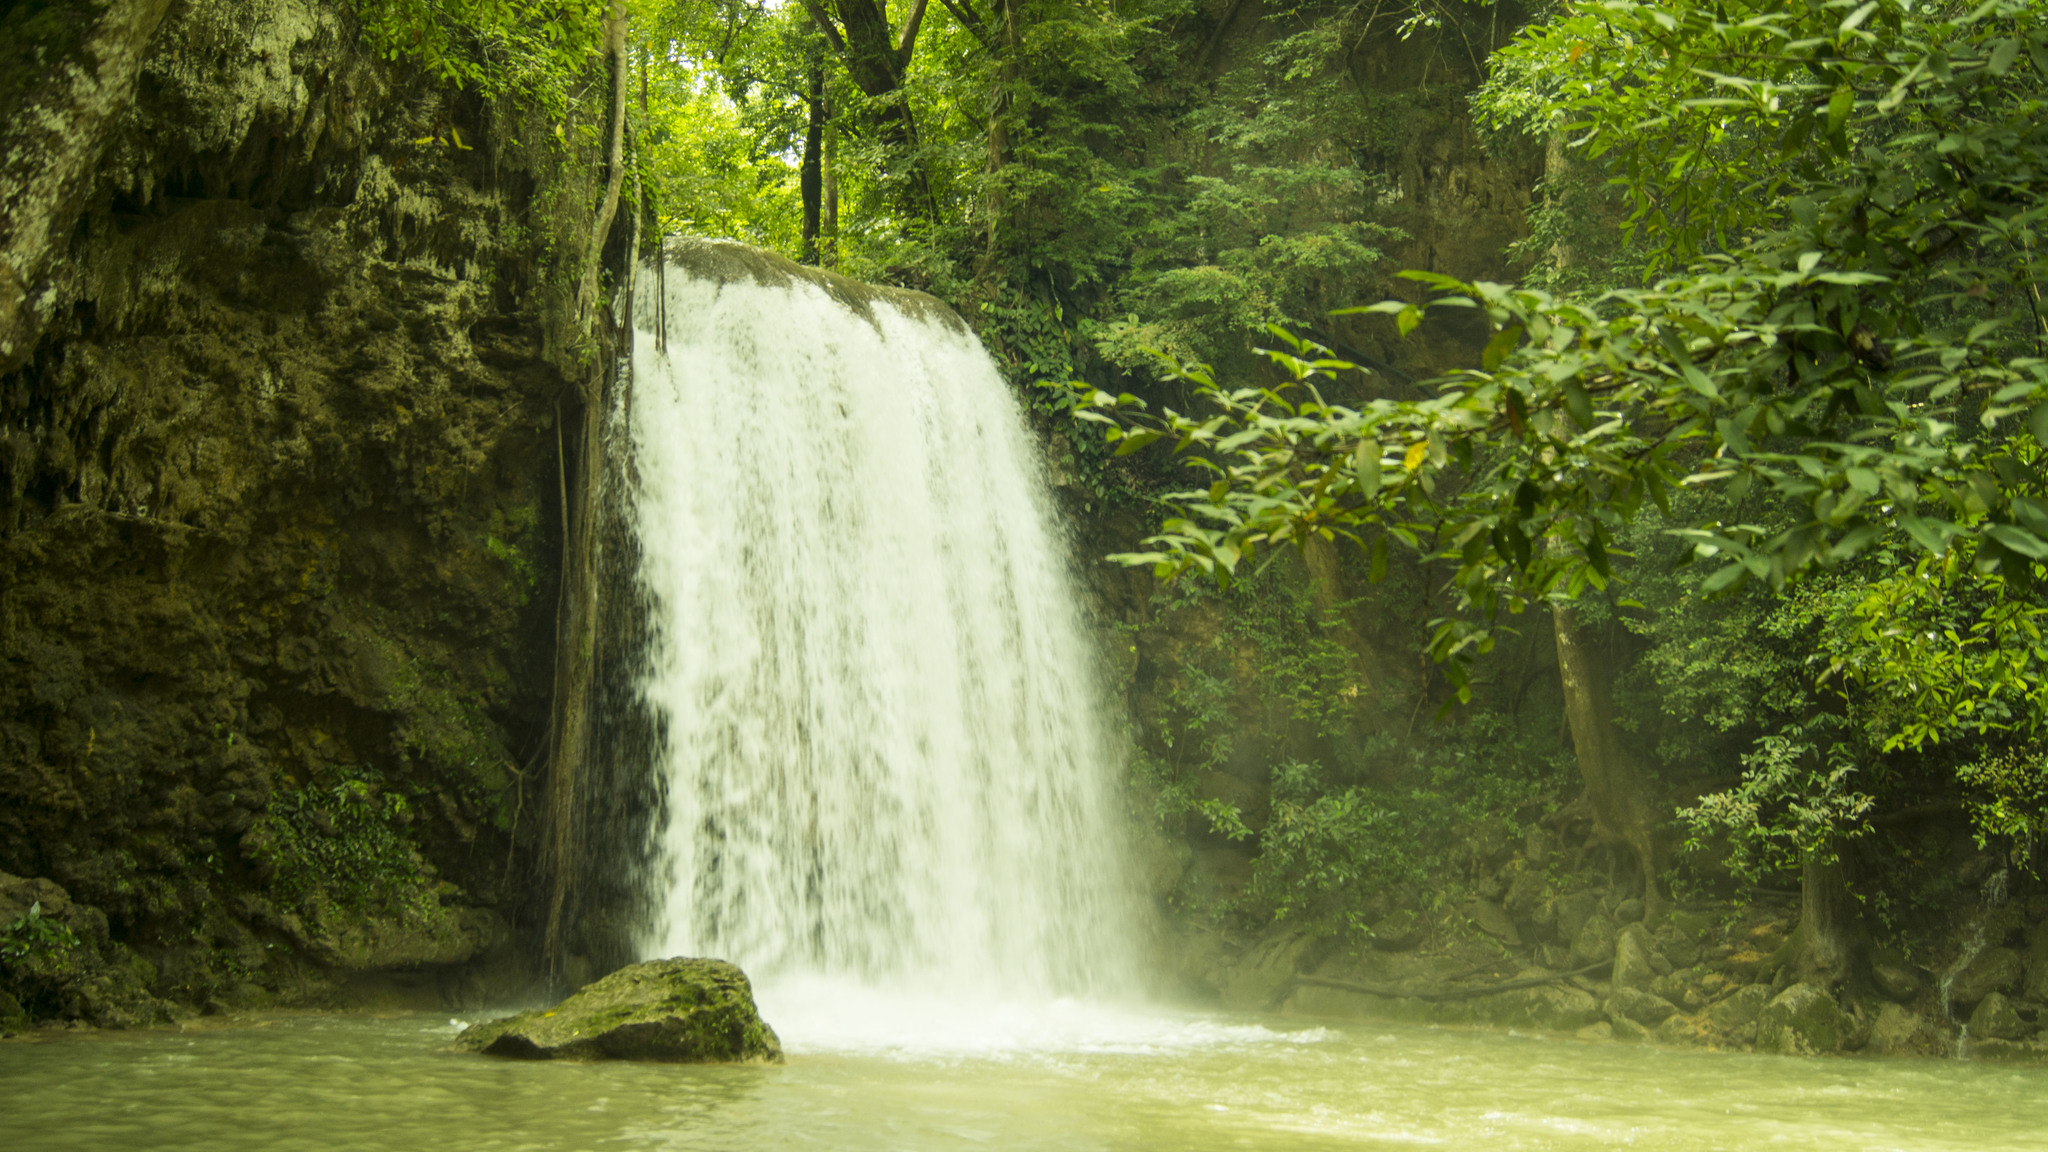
[
  {"left": 801, "top": 53, "right": 828, "bottom": 263},
  {"left": 800, "top": 0, "right": 935, "bottom": 215}
]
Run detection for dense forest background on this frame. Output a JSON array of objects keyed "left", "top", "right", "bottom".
[
  {"left": 591, "top": 0, "right": 2048, "bottom": 996},
  {"left": 5, "top": 0, "right": 2047, "bottom": 1049}
]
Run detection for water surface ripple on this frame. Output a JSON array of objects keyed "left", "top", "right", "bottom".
[{"left": 2, "top": 1010, "right": 2040, "bottom": 1151}]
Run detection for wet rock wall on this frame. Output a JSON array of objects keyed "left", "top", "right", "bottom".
[{"left": 0, "top": 0, "right": 623, "bottom": 1025}]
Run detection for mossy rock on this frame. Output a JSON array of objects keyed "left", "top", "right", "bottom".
[
  {"left": 1949, "top": 947, "right": 2023, "bottom": 1008},
  {"left": 1493, "top": 976, "right": 1601, "bottom": 1031},
  {"left": 1606, "top": 986, "right": 1679, "bottom": 1027},
  {"left": 1707, "top": 983, "right": 1771, "bottom": 1032},
  {"left": 1968, "top": 991, "right": 2032, "bottom": 1042},
  {"left": 1755, "top": 982, "right": 1850, "bottom": 1055},
  {"left": 459, "top": 958, "right": 783, "bottom": 1063}
]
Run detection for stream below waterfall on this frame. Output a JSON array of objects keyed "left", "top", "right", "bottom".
[{"left": 4, "top": 1003, "right": 2045, "bottom": 1151}]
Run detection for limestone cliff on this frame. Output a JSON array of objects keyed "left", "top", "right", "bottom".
[{"left": 0, "top": 0, "right": 625, "bottom": 1022}]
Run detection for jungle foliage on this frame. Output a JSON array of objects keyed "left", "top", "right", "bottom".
[
  {"left": 373, "top": 0, "right": 2048, "bottom": 948},
  {"left": 1071, "top": 0, "right": 2048, "bottom": 937}
]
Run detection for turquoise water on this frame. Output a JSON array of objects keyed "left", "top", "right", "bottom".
[{"left": 1, "top": 1008, "right": 2043, "bottom": 1151}]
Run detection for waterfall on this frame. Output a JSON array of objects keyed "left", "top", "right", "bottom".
[{"left": 623, "top": 241, "right": 1135, "bottom": 1044}]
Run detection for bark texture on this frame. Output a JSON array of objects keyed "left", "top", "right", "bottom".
[{"left": 1551, "top": 600, "right": 1662, "bottom": 910}]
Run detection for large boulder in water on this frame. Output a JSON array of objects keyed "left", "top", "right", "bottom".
[{"left": 459, "top": 958, "right": 783, "bottom": 1063}]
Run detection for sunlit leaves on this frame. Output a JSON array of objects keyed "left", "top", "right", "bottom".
[{"left": 355, "top": 0, "right": 612, "bottom": 112}]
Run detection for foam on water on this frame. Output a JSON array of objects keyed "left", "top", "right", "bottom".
[{"left": 753, "top": 974, "right": 1335, "bottom": 1059}]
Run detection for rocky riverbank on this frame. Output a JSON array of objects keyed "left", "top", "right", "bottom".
[{"left": 1167, "top": 877, "right": 2048, "bottom": 1061}]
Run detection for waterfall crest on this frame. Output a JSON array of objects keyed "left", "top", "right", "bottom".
[{"left": 626, "top": 242, "right": 1134, "bottom": 1037}]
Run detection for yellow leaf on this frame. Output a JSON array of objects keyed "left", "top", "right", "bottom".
[{"left": 1403, "top": 441, "right": 1428, "bottom": 472}]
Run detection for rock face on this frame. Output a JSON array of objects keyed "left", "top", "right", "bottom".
[
  {"left": 1968, "top": 991, "right": 2031, "bottom": 1042},
  {"left": 1569, "top": 913, "right": 1617, "bottom": 969},
  {"left": 461, "top": 958, "right": 784, "bottom": 1063},
  {"left": 1463, "top": 899, "right": 1520, "bottom": 945},
  {"left": 1611, "top": 924, "right": 1657, "bottom": 990},
  {"left": 1948, "top": 947, "right": 2023, "bottom": 1008},
  {"left": 1607, "top": 986, "right": 1679, "bottom": 1027},
  {"left": 1369, "top": 910, "right": 1422, "bottom": 952},
  {"left": 1708, "top": 984, "right": 1772, "bottom": 1033},
  {"left": 1221, "top": 930, "right": 1322, "bottom": 1010},
  {"left": 1756, "top": 982, "right": 1851, "bottom": 1055},
  {"left": 0, "top": 871, "right": 165, "bottom": 1027},
  {"left": 1498, "top": 978, "right": 1602, "bottom": 1032},
  {"left": 0, "top": 0, "right": 628, "bottom": 1019},
  {"left": 1867, "top": 1002, "right": 1946, "bottom": 1057},
  {"left": 2022, "top": 926, "right": 2048, "bottom": 1001},
  {"left": 1871, "top": 953, "right": 1922, "bottom": 1002},
  {"left": 1555, "top": 891, "right": 1601, "bottom": 947}
]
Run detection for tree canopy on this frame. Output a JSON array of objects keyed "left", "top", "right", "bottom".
[{"left": 1071, "top": 0, "right": 2048, "bottom": 679}]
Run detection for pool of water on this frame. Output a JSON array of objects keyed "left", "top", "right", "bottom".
[{"left": 2, "top": 999, "right": 2041, "bottom": 1151}]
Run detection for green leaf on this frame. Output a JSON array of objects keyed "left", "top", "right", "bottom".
[
  {"left": 1563, "top": 381, "right": 1593, "bottom": 430},
  {"left": 2028, "top": 402, "right": 2048, "bottom": 448},
  {"left": 1114, "top": 428, "right": 1164, "bottom": 456},
  {"left": 1826, "top": 85, "right": 1853, "bottom": 151},
  {"left": 1990, "top": 37, "right": 2020, "bottom": 76},
  {"left": 2014, "top": 496, "right": 2048, "bottom": 538},
  {"left": 1701, "top": 562, "right": 1749, "bottom": 594},
  {"left": 1986, "top": 524, "right": 2048, "bottom": 560},
  {"left": 1482, "top": 325, "right": 1524, "bottom": 372},
  {"left": 1716, "top": 416, "right": 1751, "bottom": 456},
  {"left": 1396, "top": 306, "right": 1423, "bottom": 338},
  {"left": 1356, "top": 439, "right": 1382, "bottom": 496}
]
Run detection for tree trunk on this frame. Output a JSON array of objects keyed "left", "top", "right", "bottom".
[
  {"left": 1793, "top": 846, "right": 1859, "bottom": 986},
  {"left": 801, "top": 0, "right": 935, "bottom": 219},
  {"left": 822, "top": 92, "right": 839, "bottom": 269},
  {"left": 575, "top": 2, "right": 632, "bottom": 322},
  {"left": 800, "top": 59, "right": 825, "bottom": 265},
  {"left": 547, "top": 0, "right": 632, "bottom": 982},
  {"left": 981, "top": 0, "right": 1021, "bottom": 262},
  {"left": 1552, "top": 599, "right": 1663, "bottom": 913}
]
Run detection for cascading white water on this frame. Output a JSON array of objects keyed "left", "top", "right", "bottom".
[{"left": 626, "top": 242, "right": 1135, "bottom": 1047}]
